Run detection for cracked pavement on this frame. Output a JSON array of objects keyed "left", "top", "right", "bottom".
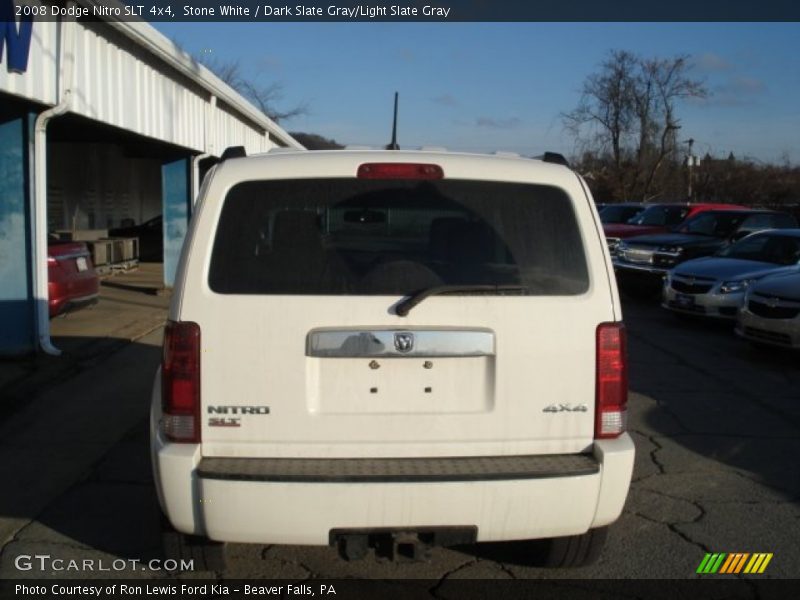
[{"left": 1, "top": 295, "right": 799, "bottom": 583}]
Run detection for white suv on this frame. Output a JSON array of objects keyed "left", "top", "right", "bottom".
[{"left": 150, "top": 149, "right": 634, "bottom": 568}]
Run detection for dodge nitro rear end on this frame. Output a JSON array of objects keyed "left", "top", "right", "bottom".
[{"left": 151, "top": 149, "right": 634, "bottom": 567}]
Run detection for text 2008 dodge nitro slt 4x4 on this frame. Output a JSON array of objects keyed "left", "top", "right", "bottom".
[{"left": 150, "top": 149, "right": 634, "bottom": 567}]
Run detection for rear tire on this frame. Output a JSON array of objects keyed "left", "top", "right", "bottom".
[
  {"left": 161, "top": 515, "right": 227, "bottom": 572},
  {"left": 531, "top": 526, "right": 608, "bottom": 568}
]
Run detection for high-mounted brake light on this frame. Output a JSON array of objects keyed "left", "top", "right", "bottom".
[
  {"left": 161, "top": 320, "right": 201, "bottom": 443},
  {"left": 595, "top": 322, "right": 628, "bottom": 439},
  {"left": 357, "top": 163, "right": 444, "bottom": 180}
]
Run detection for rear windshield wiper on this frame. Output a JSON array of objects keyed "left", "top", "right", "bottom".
[{"left": 396, "top": 284, "right": 527, "bottom": 317}]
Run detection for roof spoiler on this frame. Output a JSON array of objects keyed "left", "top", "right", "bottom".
[{"left": 220, "top": 146, "right": 247, "bottom": 161}]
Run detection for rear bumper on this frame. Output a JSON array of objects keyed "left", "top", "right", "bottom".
[
  {"left": 151, "top": 423, "right": 635, "bottom": 545},
  {"left": 48, "top": 288, "right": 99, "bottom": 317},
  {"left": 48, "top": 277, "right": 100, "bottom": 317},
  {"left": 196, "top": 454, "right": 600, "bottom": 483}
]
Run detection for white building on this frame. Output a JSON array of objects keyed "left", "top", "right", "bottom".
[{"left": 0, "top": 0, "right": 303, "bottom": 354}]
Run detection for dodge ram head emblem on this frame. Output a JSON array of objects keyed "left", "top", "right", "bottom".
[{"left": 394, "top": 332, "right": 414, "bottom": 353}]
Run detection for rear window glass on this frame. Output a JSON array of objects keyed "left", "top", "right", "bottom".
[
  {"left": 208, "top": 178, "right": 589, "bottom": 296},
  {"left": 742, "top": 212, "right": 798, "bottom": 230},
  {"left": 629, "top": 205, "right": 688, "bottom": 226},
  {"left": 677, "top": 212, "right": 747, "bottom": 237},
  {"left": 717, "top": 233, "right": 800, "bottom": 265},
  {"left": 599, "top": 204, "right": 643, "bottom": 224}
]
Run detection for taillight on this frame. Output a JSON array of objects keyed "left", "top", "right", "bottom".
[
  {"left": 161, "top": 320, "right": 201, "bottom": 443},
  {"left": 595, "top": 322, "right": 628, "bottom": 439},
  {"left": 357, "top": 163, "right": 444, "bottom": 179}
]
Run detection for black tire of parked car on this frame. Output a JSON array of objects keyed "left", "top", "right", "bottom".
[{"left": 531, "top": 526, "right": 608, "bottom": 568}]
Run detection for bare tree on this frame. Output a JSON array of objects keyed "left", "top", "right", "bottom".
[
  {"left": 197, "top": 55, "right": 308, "bottom": 123},
  {"left": 235, "top": 79, "right": 308, "bottom": 122},
  {"left": 564, "top": 50, "right": 707, "bottom": 201},
  {"left": 638, "top": 56, "right": 707, "bottom": 199},
  {"left": 563, "top": 50, "right": 637, "bottom": 196}
]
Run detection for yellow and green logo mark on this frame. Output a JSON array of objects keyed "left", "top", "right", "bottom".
[{"left": 697, "top": 553, "right": 773, "bottom": 574}]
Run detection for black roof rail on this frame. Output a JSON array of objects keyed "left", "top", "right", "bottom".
[
  {"left": 538, "top": 152, "right": 569, "bottom": 167},
  {"left": 220, "top": 146, "right": 247, "bottom": 161}
]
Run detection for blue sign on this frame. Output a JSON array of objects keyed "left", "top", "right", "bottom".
[{"left": 0, "top": 0, "right": 34, "bottom": 73}]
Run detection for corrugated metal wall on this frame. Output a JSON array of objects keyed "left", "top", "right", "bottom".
[
  {"left": 1, "top": 18, "right": 284, "bottom": 156},
  {"left": 212, "top": 102, "right": 274, "bottom": 155},
  {"left": 69, "top": 23, "right": 209, "bottom": 152}
]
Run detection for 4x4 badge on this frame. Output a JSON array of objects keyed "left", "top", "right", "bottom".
[
  {"left": 394, "top": 332, "right": 414, "bottom": 353},
  {"left": 543, "top": 404, "right": 589, "bottom": 413}
]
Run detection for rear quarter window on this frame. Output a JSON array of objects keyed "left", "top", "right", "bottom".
[
  {"left": 208, "top": 178, "right": 590, "bottom": 296},
  {"left": 741, "top": 213, "right": 776, "bottom": 230},
  {"left": 739, "top": 213, "right": 797, "bottom": 231}
]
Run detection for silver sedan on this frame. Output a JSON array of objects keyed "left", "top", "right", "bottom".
[
  {"left": 736, "top": 270, "right": 800, "bottom": 348},
  {"left": 662, "top": 230, "right": 800, "bottom": 319}
]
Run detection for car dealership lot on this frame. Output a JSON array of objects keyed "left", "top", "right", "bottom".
[{"left": 0, "top": 289, "right": 798, "bottom": 581}]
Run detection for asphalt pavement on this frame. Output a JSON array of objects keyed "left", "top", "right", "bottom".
[
  {"left": 0, "top": 275, "right": 798, "bottom": 586},
  {"left": 0, "top": 264, "right": 168, "bottom": 563}
]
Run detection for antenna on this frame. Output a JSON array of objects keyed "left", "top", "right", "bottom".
[{"left": 386, "top": 92, "right": 399, "bottom": 150}]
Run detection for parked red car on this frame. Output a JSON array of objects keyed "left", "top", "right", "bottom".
[
  {"left": 48, "top": 240, "right": 100, "bottom": 317},
  {"left": 604, "top": 203, "right": 745, "bottom": 254}
]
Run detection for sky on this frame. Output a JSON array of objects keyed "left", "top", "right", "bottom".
[{"left": 153, "top": 22, "right": 800, "bottom": 164}]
